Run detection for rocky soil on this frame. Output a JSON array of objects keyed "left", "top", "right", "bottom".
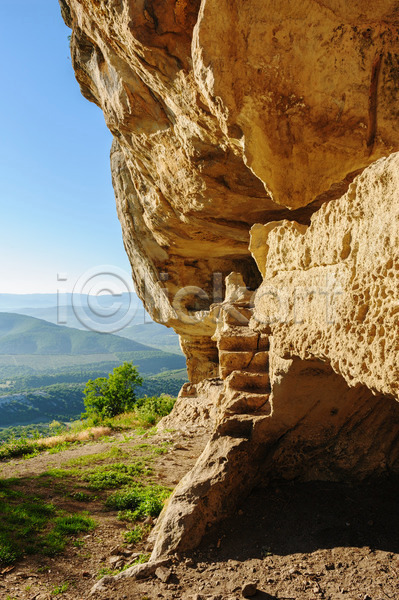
[
  {"left": 94, "top": 479, "right": 399, "bottom": 600},
  {"left": 2, "top": 426, "right": 399, "bottom": 600}
]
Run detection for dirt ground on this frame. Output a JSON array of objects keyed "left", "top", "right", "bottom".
[{"left": 1, "top": 428, "right": 399, "bottom": 600}]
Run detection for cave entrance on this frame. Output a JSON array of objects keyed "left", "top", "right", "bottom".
[
  {"left": 258, "top": 356, "right": 399, "bottom": 483},
  {"left": 192, "top": 356, "right": 399, "bottom": 569}
]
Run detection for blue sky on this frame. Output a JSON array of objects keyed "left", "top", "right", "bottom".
[{"left": 0, "top": 0, "right": 131, "bottom": 294}]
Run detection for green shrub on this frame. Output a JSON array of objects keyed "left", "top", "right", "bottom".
[
  {"left": 83, "top": 362, "right": 143, "bottom": 419},
  {"left": 0, "top": 436, "right": 37, "bottom": 461},
  {"left": 134, "top": 395, "right": 176, "bottom": 426}
]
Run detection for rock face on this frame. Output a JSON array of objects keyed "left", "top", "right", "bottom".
[
  {"left": 60, "top": 0, "right": 399, "bottom": 560},
  {"left": 60, "top": 0, "right": 399, "bottom": 379},
  {"left": 252, "top": 153, "right": 399, "bottom": 400}
]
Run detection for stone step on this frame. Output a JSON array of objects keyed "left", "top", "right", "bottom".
[
  {"left": 219, "top": 350, "right": 269, "bottom": 379},
  {"left": 226, "top": 370, "right": 270, "bottom": 393},
  {"left": 226, "top": 391, "right": 271, "bottom": 415},
  {"left": 219, "top": 350, "right": 252, "bottom": 378},
  {"left": 222, "top": 306, "right": 254, "bottom": 327},
  {"left": 216, "top": 415, "right": 255, "bottom": 438},
  {"left": 246, "top": 351, "right": 269, "bottom": 373},
  {"left": 218, "top": 333, "right": 268, "bottom": 352}
]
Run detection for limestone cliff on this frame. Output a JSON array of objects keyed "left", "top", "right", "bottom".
[
  {"left": 60, "top": 0, "right": 399, "bottom": 381},
  {"left": 60, "top": 0, "right": 399, "bottom": 564}
]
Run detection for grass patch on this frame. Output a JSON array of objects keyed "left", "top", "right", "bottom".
[
  {"left": 65, "top": 446, "right": 128, "bottom": 467},
  {"left": 38, "top": 513, "right": 96, "bottom": 557},
  {"left": 48, "top": 442, "right": 73, "bottom": 455},
  {"left": 134, "top": 552, "right": 150, "bottom": 564},
  {"left": 51, "top": 582, "right": 69, "bottom": 595},
  {"left": 41, "top": 467, "right": 80, "bottom": 479},
  {"left": 0, "top": 393, "right": 177, "bottom": 565},
  {"left": 106, "top": 484, "right": 171, "bottom": 521},
  {"left": 69, "top": 491, "right": 93, "bottom": 502},
  {"left": 85, "top": 461, "right": 151, "bottom": 490},
  {"left": 123, "top": 523, "right": 151, "bottom": 544},
  {"left": 53, "top": 513, "right": 96, "bottom": 536},
  {"left": 0, "top": 478, "right": 97, "bottom": 565},
  {"left": 0, "top": 395, "right": 175, "bottom": 462}
]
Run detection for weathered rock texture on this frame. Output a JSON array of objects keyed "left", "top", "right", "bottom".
[
  {"left": 252, "top": 153, "right": 399, "bottom": 399},
  {"left": 151, "top": 235, "right": 399, "bottom": 557},
  {"left": 61, "top": 0, "right": 399, "bottom": 562},
  {"left": 61, "top": 0, "right": 399, "bottom": 379}
]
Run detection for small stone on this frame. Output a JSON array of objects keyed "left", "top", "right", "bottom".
[
  {"left": 242, "top": 582, "right": 257, "bottom": 597},
  {"left": 155, "top": 566, "right": 172, "bottom": 583},
  {"left": 185, "top": 558, "right": 195, "bottom": 568},
  {"left": 129, "top": 552, "right": 140, "bottom": 561},
  {"left": 109, "top": 555, "right": 124, "bottom": 566}
]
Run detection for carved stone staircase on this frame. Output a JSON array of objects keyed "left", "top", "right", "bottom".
[{"left": 214, "top": 300, "right": 272, "bottom": 437}]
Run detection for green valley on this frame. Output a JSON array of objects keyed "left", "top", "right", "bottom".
[{"left": 0, "top": 313, "right": 187, "bottom": 430}]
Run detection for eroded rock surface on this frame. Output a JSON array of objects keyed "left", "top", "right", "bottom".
[
  {"left": 60, "top": 0, "right": 399, "bottom": 563},
  {"left": 252, "top": 153, "right": 399, "bottom": 399},
  {"left": 61, "top": 0, "right": 399, "bottom": 376}
]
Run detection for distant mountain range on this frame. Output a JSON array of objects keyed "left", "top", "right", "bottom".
[
  {"left": 0, "top": 293, "right": 182, "bottom": 355},
  {"left": 0, "top": 313, "right": 152, "bottom": 355},
  {"left": 0, "top": 292, "right": 137, "bottom": 310}
]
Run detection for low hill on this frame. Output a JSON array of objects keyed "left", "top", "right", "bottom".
[
  {"left": 0, "top": 314, "right": 187, "bottom": 429},
  {"left": 0, "top": 292, "right": 182, "bottom": 354},
  {"left": 0, "top": 313, "right": 156, "bottom": 355},
  {"left": 116, "top": 322, "right": 182, "bottom": 354}
]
